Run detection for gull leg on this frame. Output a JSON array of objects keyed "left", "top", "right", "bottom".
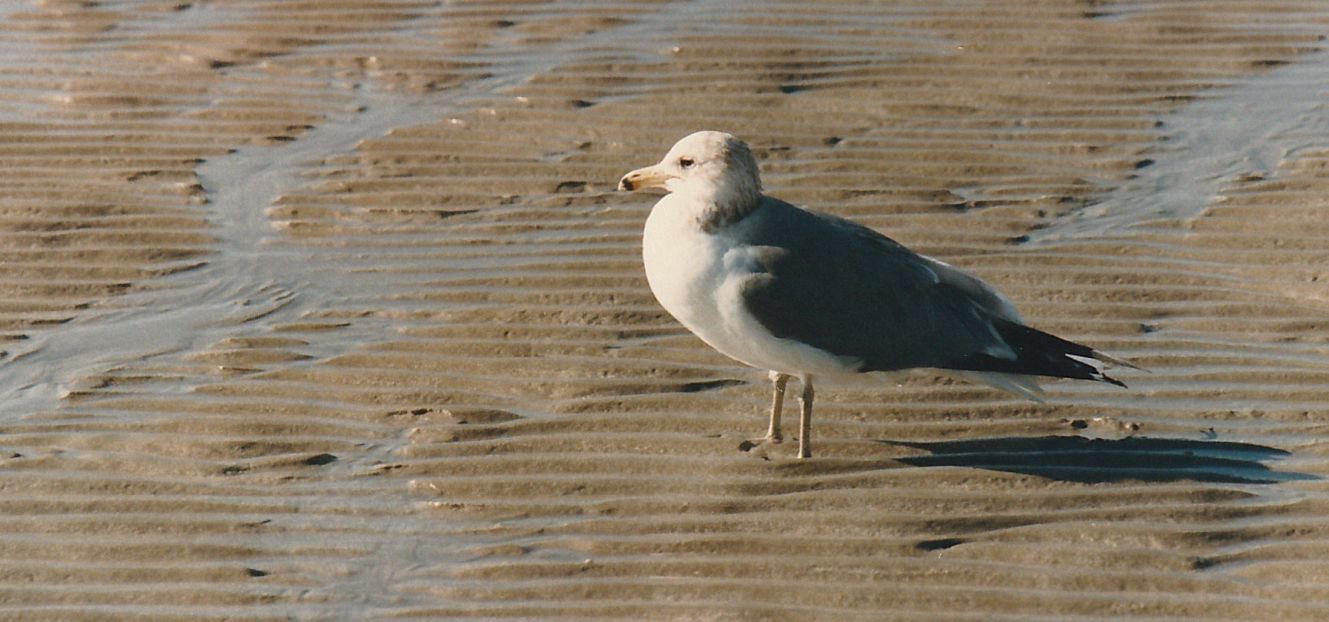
[
  {"left": 741, "top": 372, "right": 789, "bottom": 453},
  {"left": 765, "top": 371, "right": 789, "bottom": 443},
  {"left": 798, "top": 377, "right": 815, "bottom": 459}
]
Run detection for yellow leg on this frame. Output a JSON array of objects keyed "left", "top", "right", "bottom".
[
  {"left": 798, "top": 377, "right": 814, "bottom": 459},
  {"left": 766, "top": 371, "right": 789, "bottom": 443}
]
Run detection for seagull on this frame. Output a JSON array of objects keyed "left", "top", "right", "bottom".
[{"left": 617, "top": 131, "right": 1134, "bottom": 459}]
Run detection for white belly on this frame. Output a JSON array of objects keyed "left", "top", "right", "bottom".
[{"left": 641, "top": 197, "right": 859, "bottom": 377}]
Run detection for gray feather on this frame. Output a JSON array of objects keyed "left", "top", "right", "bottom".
[{"left": 733, "top": 197, "right": 1014, "bottom": 373}]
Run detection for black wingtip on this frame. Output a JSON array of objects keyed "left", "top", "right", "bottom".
[
  {"left": 1096, "top": 371, "right": 1128, "bottom": 389},
  {"left": 948, "top": 320, "right": 1133, "bottom": 386}
]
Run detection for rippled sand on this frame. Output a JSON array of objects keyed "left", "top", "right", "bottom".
[{"left": 2, "top": 1, "right": 1329, "bottom": 619}]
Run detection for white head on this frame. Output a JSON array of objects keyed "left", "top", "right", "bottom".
[{"left": 618, "top": 131, "right": 762, "bottom": 229}]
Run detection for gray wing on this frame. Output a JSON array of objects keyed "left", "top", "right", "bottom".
[{"left": 734, "top": 198, "right": 1015, "bottom": 372}]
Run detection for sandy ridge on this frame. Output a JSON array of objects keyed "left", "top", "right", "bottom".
[{"left": 0, "top": 0, "right": 1328, "bottom": 619}]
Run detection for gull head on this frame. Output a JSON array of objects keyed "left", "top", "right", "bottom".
[{"left": 618, "top": 131, "right": 762, "bottom": 211}]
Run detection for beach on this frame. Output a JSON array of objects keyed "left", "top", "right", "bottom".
[{"left": 2, "top": 0, "right": 1329, "bottom": 619}]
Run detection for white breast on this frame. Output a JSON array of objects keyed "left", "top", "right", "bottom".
[
  {"left": 641, "top": 196, "right": 860, "bottom": 377},
  {"left": 642, "top": 194, "right": 725, "bottom": 332}
]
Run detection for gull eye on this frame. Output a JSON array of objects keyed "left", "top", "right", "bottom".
[{"left": 678, "top": 157, "right": 695, "bottom": 169}]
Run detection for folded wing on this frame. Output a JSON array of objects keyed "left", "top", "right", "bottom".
[{"left": 736, "top": 197, "right": 1126, "bottom": 386}]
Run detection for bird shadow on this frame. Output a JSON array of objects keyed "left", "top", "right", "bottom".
[{"left": 881, "top": 435, "right": 1316, "bottom": 484}]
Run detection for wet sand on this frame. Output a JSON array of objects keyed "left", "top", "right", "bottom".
[{"left": 2, "top": 0, "right": 1329, "bottom": 619}]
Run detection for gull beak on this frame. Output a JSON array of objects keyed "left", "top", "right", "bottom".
[{"left": 617, "top": 164, "right": 671, "bottom": 193}]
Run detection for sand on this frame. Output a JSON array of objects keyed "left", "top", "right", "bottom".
[{"left": 2, "top": 0, "right": 1329, "bottom": 619}]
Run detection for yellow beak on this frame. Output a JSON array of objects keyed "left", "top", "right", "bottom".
[{"left": 617, "top": 164, "right": 672, "bottom": 192}]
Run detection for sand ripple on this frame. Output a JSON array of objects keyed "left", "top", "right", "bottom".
[{"left": 1, "top": 0, "right": 1328, "bottom": 619}]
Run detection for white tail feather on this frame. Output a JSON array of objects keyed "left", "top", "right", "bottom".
[{"left": 947, "top": 370, "right": 1047, "bottom": 402}]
